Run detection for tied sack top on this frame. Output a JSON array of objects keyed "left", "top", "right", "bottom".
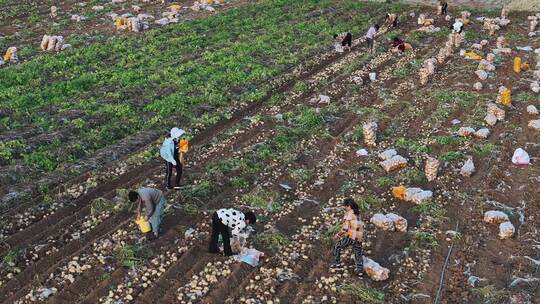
[{"left": 217, "top": 208, "right": 246, "bottom": 237}]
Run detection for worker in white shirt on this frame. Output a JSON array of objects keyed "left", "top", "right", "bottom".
[{"left": 208, "top": 208, "right": 257, "bottom": 256}]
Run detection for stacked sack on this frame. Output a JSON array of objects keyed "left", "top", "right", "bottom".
[
  {"left": 40, "top": 35, "right": 71, "bottom": 52},
  {"left": 363, "top": 122, "right": 377, "bottom": 147},
  {"left": 419, "top": 58, "right": 437, "bottom": 85},
  {"left": 485, "top": 102, "right": 505, "bottom": 126},
  {"left": 379, "top": 149, "right": 408, "bottom": 172},
  {"left": 392, "top": 186, "right": 432, "bottom": 204},
  {"left": 437, "top": 41, "right": 453, "bottom": 64},
  {"left": 483, "top": 210, "right": 514, "bottom": 239},
  {"left": 425, "top": 156, "right": 439, "bottom": 182},
  {"left": 528, "top": 14, "right": 540, "bottom": 36}
]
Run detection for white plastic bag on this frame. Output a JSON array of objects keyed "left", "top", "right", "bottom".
[
  {"left": 238, "top": 248, "right": 264, "bottom": 267},
  {"left": 512, "top": 148, "right": 530, "bottom": 165}
]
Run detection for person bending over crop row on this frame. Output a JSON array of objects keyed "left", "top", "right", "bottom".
[
  {"left": 130, "top": 187, "right": 167, "bottom": 239},
  {"left": 209, "top": 208, "right": 256, "bottom": 256}
]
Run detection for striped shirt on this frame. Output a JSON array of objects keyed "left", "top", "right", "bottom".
[{"left": 342, "top": 211, "right": 364, "bottom": 241}]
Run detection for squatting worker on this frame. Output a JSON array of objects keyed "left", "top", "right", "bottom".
[
  {"left": 386, "top": 13, "right": 398, "bottom": 28},
  {"left": 129, "top": 187, "right": 166, "bottom": 239},
  {"left": 331, "top": 198, "right": 365, "bottom": 277},
  {"left": 391, "top": 37, "right": 412, "bottom": 52},
  {"left": 209, "top": 208, "right": 256, "bottom": 256},
  {"left": 334, "top": 32, "right": 352, "bottom": 52},
  {"left": 160, "top": 127, "right": 188, "bottom": 190},
  {"left": 365, "top": 24, "right": 380, "bottom": 53}
]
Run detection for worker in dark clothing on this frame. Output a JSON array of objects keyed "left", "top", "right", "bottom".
[{"left": 334, "top": 32, "right": 352, "bottom": 52}]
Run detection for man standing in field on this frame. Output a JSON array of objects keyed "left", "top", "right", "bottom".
[
  {"left": 365, "top": 24, "right": 380, "bottom": 53},
  {"left": 160, "top": 127, "right": 189, "bottom": 190},
  {"left": 129, "top": 187, "right": 167, "bottom": 239}
]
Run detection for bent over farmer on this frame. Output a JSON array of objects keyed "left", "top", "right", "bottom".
[
  {"left": 160, "top": 127, "right": 188, "bottom": 190},
  {"left": 209, "top": 208, "right": 256, "bottom": 256},
  {"left": 333, "top": 32, "right": 352, "bottom": 52},
  {"left": 331, "top": 198, "right": 365, "bottom": 276},
  {"left": 129, "top": 187, "right": 166, "bottom": 239}
]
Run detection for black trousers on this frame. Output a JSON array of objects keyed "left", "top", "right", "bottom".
[
  {"left": 209, "top": 212, "right": 233, "bottom": 256},
  {"left": 341, "top": 33, "right": 352, "bottom": 47},
  {"left": 165, "top": 161, "right": 182, "bottom": 188}
]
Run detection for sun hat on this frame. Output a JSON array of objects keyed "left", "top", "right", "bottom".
[{"left": 170, "top": 127, "right": 185, "bottom": 139}]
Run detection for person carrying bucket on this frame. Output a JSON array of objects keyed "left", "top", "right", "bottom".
[
  {"left": 129, "top": 187, "right": 166, "bottom": 239},
  {"left": 160, "top": 127, "right": 189, "bottom": 190}
]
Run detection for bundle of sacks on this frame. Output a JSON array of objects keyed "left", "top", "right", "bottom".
[
  {"left": 370, "top": 213, "right": 407, "bottom": 232},
  {"left": 0, "top": 47, "right": 18, "bottom": 66},
  {"left": 392, "top": 186, "right": 432, "bottom": 204},
  {"left": 419, "top": 58, "right": 437, "bottom": 85},
  {"left": 115, "top": 16, "right": 148, "bottom": 32},
  {"left": 483, "top": 17, "right": 510, "bottom": 36},
  {"left": 485, "top": 102, "right": 506, "bottom": 126},
  {"left": 424, "top": 156, "right": 439, "bottom": 182},
  {"left": 191, "top": 0, "right": 223, "bottom": 12},
  {"left": 379, "top": 149, "right": 408, "bottom": 172},
  {"left": 363, "top": 122, "right": 378, "bottom": 147},
  {"left": 457, "top": 126, "right": 491, "bottom": 139},
  {"left": 40, "top": 35, "right": 71, "bottom": 52},
  {"left": 437, "top": 41, "right": 453, "bottom": 64},
  {"left": 362, "top": 257, "right": 390, "bottom": 281},
  {"left": 483, "top": 210, "right": 514, "bottom": 239}
]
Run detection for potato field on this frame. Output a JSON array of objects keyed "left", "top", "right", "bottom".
[{"left": 0, "top": 0, "right": 539, "bottom": 303}]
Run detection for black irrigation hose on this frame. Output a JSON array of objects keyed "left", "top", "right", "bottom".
[{"left": 434, "top": 221, "right": 459, "bottom": 304}]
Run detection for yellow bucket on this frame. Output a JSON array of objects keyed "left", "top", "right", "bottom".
[
  {"left": 135, "top": 217, "right": 151, "bottom": 233},
  {"left": 4, "top": 49, "right": 12, "bottom": 62},
  {"left": 513, "top": 57, "right": 522, "bottom": 73}
]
